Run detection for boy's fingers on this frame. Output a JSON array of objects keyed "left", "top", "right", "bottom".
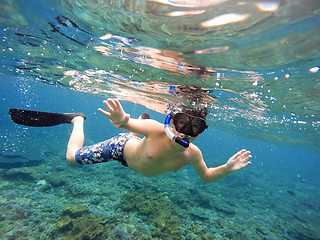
[
  {"left": 98, "top": 108, "right": 110, "bottom": 117},
  {"left": 239, "top": 150, "right": 250, "bottom": 157},
  {"left": 108, "top": 99, "right": 117, "bottom": 110},
  {"left": 242, "top": 151, "right": 251, "bottom": 157},
  {"left": 114, "top": 99, "right": 123, "bottom": 111},
  {"left": 244, "top": 161, "right": 251, "bottom": 166},
  {"left": 103, "top": 100, "right": 114, "bottom": 112},
  {"left": 111, "top": 99, "right": 124, "bottom": 113},
  {"left": 234, "top": 149, "right": 246, "bottom": 158},
  {"left": 98, "top": 108, "right": 105, "bottom": 115},
  {"left": 239, "top": 149, "right": 247, "bottom": 154}
]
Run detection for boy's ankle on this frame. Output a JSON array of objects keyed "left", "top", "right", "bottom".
[{"left": 71, "top": 116, "right": 85, "bottom": 124}]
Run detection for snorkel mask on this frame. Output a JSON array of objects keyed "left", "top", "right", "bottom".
[
  {"left": 164, "top": 112, "right": 208, "bottom": 148},
  {"left": 172, "top": 112, "right": 208, "bottom": 137}
]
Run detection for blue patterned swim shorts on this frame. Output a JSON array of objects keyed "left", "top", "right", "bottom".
[{"left": 75, "top": 133, "right": 140, "bottom": 166}]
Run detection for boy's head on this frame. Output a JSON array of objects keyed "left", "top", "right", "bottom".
[{"left": 166, "top": 85, "right": 210, "bottom": 138}]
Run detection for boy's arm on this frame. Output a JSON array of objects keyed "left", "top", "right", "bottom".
[
  {"left": 98, "top": 99, "right": 163, "bottom": 136},
  {"left": 191, "top": 148, "right": 252, "bottom": 183}
]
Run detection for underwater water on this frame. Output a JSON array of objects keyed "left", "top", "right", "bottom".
[{"left": 0, "top": 0, "right": 320, "bottom": 239}]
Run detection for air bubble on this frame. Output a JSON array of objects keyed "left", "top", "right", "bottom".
[{"left": 310, "top": 66, "right": 319, "bottom": 73}]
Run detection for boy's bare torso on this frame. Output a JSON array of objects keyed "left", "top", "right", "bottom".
[{"left": 124, "top": 131, "right": 195, "bottom": 176}]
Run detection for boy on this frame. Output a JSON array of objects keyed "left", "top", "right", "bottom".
[{"left": 66, "top": 98, "right": 251, "bottom": 183}]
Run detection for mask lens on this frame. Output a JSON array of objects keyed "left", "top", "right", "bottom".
[
  {"left": 191, "top": 117, "right": 207, "bottom": 135},
  {"left": 173, "top": 113, "right": 189, "bottom": 130},
  {"left": 191, "top": 118, "right": 202, "bottom": 135},
  {"left": 173, "top": 113, "right": 207, "bottom": 137}
]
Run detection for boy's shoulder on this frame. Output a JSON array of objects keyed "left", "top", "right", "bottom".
[{"left": 186, "top": 143, "right": 203, "bottom": 163}]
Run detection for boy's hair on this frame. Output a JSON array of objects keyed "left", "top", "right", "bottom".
[
  {"left": 167, "top": 85, "right": 211, "bottom": 120},
  {"left": 168, "top": 103, "right": 208, "bottom": 120},
  {"left": 180, "top": 106, "right": 208, "bottom": 120},
  {"left": 167, "top": 85, "right": 211, "bottom": 118}
]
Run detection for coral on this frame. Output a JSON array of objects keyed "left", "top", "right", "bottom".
[
  {"left": 109, "top": 225, "right": 129, "bottom": 240},
  {"left": 121, "top": 189, "right": 174, "bottom": 225},
  {"left": 56, "top": 205, "right": 137, "bottom": 240},
  {"left": 213, "top": 201, "right": 236, "bottom": 216},
  {"left": 2, "top": 168, "right": 36, "bottom": 181},
  {"left": 38, "top": 183, "right": 52, "bottom": 192},
  {"left": 189, "top": 207, "right": 211, "bottom": 221},
  {"left": 288, "top": 222, "right": 320, "bottom": 240},
  {"left": 47, "top": 174, "right": 66, "bottom": 187},
  {"left": 36, "top": 179, "right": 46, "bottom": 185},
  {"left": 57, "top": 216, "right": 73, "bottom": 232},
  {"left": 57, "top": 205, "right": 108, "bottom": 240},
  {"left": 121, "top": 189, "right": 182, "bottom": 238},
  {"left": 90, "top": 196, "right": 101, "bottom": 205},
  {"left": 193, "top": 192, "right": 212, "bottom": 209},
  {"left": 185, "top": 232, "right": 201, "bottom": 240},
  {"left": 61, "top": 205, "right": 89, "bottom": 219},
  {"left": 65, "top": 214, "right": 106, "bottom": 240}
]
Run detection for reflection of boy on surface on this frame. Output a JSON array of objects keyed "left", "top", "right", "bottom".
[{"left": 66, "top": 99, "right": 251, "bottom": 182}]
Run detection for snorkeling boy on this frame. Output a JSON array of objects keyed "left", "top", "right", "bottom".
[{"left": 65, "top": 99, "right": 252, "bottom": 182}]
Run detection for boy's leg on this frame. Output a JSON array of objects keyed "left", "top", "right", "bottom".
[{"left": 66, "top": 116, "right": 85, "bottom": 164}]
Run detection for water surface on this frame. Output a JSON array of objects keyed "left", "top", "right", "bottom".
[{"left": 1, "top": 0, "right": 319, "bottom": 148}]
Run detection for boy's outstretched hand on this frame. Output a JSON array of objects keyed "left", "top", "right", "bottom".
[
  {"left": 98, "top": 99, "right": 130, "bottom": 128},
  {"left": 226, "top": 149, "right": 252, "bottom": 172}
]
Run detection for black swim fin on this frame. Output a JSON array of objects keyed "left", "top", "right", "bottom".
[{"left": 8, "top": 109, "right": 85, "bottom": 127}]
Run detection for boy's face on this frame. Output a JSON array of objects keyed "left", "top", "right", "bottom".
[
  {"left": 172, "top": 127, "right": 199, "bottom": 143},
  {"left": 172, "top": 112, "right": 208, "bottom": 138}
]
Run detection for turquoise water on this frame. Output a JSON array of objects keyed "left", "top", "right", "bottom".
[{"left": 1, "top": 0, "right": 320, "bottom": 239}]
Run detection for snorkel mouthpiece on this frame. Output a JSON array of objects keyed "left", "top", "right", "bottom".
[
  {"left": 175, "top": 136, "right": 190, "bottom": 148},
  {"left": 164, "top": 114, "right": 189, "bottom": 148}
]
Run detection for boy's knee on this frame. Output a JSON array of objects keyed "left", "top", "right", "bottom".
[{"left": 66, "top": 151, "right": 78, "bottom": 164}]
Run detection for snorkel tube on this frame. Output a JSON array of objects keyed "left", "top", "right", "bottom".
[{"left": 164, "top": 113, "right": 189, "bottom": 148}]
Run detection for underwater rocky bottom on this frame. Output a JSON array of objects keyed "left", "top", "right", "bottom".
[{"left": 0, "top": 152, "right": 319, "bottom": 239}]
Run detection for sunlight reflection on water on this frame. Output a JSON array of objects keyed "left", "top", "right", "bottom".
[{"left": 0, "top": 0, "right": 319, "bottom": 148}]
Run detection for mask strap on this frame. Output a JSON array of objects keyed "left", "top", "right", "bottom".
[{"left": 164, "top": 113, "right": 189, "bottom": 148}]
